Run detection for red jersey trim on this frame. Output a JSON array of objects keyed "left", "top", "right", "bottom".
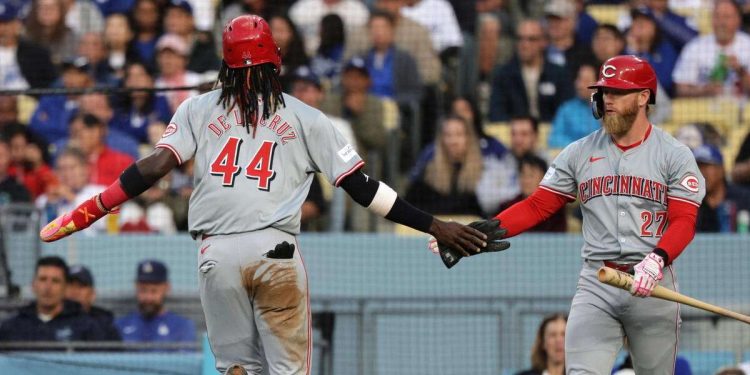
[
  {"left": 155, "top": 144, "right": 183, "bottom": 165},
  {"left": 334, "top": 160, "right": 365, "bottom": 187},
  {"left": 538, "top": 185, "right": 577, "bottom": 201},
  {"left": 613, "top": 124, "right": 652, "bottom": 151},
  {"left": 667, "top": 195, "right": 701, "bottom": 208}
]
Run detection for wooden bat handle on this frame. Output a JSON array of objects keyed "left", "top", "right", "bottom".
[{"left": 598, "top": 267, "right": 750, "bottom": 325}]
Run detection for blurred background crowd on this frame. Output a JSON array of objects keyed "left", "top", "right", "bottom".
[{"left": 0, "top": 0, "right": 750, "bottom": 235}]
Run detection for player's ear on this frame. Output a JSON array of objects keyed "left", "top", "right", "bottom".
[{"left": 639, "top": 89, "right": 650, "bottom": 108}]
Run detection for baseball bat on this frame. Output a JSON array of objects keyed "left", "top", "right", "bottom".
[{"left": 597, "top": 267, "right": 750, "bottom": 325}]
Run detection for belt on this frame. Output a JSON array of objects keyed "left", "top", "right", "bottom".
[{"left": 603, "top": 261, "right": 636, "bottom": 273}]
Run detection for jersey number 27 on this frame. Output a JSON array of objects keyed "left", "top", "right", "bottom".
[{"left": 210, "top": 137, "right": 277, "bottom": 191}]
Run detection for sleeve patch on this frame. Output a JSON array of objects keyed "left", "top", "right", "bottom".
[
  {"left": 680, "top": 174, "right": 700, "bottom": 193},
  {"left": 337, "top": 144, "right": 358, "bottom": 163},
  {"left": 162, "top": 123, "right": 178, "bottom": 138}
]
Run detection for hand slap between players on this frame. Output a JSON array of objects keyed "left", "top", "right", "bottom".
[
  {"left": 630, "top": 252, "right": 665, "bottom": 297},
  {"left": 428, "top": 219, "right": 511, "bottom": 268}
]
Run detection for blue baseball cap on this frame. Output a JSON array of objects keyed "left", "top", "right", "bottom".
[
  {"left": 0, "top": 1, "right": 19, "bottom": 22},
  {"left": 167, "top": 0, "right": 192, "bottom": 15},
  {"left": 136, "top": 259, "right": 168, "bottom": 283},
  {"left": 292, "top": 66, "right": 321, "bottom": 88},
  {"left": 693, "top": 144, "right": 723, "bottom": 165},
  {"left": 68, "top": 265, "right": 94, "bottom": 286},
  {"left": 343, "top": 56, "right": 369, "bottom": 76}
]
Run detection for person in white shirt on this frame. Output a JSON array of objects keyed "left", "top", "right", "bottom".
[
  {"left": 154, "top": 33, "right": 201, "bottom": 112},
  {"left": 400, "top": 0, "right": 463, "bottom": 54},
  {"left": 289, "top": 0, "right": 370, "bottom": 55},
  {"left": 672, "top": 0, "right": 750, "bottom": 97}
]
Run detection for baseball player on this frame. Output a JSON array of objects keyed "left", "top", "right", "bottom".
[
  {"left": 433, "top": 55, "right": 705, "bottom": 374},
  {"left": 38, "top": 15, "right": 493, "bottom": 375}
]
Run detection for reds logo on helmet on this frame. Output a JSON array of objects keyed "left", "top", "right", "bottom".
[
  {"left": 680, "top": 175, "right": 700, "bottom": 193},
  {"left": 589, "top": 55, "right": 658, "bottom": 104}
]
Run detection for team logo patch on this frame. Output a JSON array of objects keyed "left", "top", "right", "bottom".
[
  {"left": 161, "top": 123, "right": 178, "bottom": 138},
  {"left": 338, "top": 144, "right": 358, "bottom": 162},
  {"left": 602, "top": 64, "right": 617, "bottom": 78},
  {"left": 680, "top": 175, "right": 700, "bottom": 193},
  {"left": 543, "top": 167, "right": 556, "bottom": 181}
]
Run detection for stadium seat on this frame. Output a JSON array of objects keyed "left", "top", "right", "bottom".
[
  {"left": 587, "top": 5, "right": 626, "bottom": 26},
  {"left": 679, "top": 350, "right": 736, "bottom": 375},
  {"left": 485, "top": 122, "right": 510, "bottom": 144},
  {"left": 669, "top": 98, "right": 741, "bottom": 136}
]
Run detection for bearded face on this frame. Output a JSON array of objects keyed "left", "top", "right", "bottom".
[{"left": 602, "top": 93, "right": 640, "bottom": 137}]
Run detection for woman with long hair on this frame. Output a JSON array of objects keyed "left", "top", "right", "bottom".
[
  {"left": 406, "top": 115, "right": 484, "bottom": 215},
  {"left": 516, "top": 314, "right": 567, "bottom": 375},
  {"left": 112, "top": 62, "right": 172, "bottom": 143},
  {"left": 268, "top": 13, "right": 310, "bottom": 91},
  {"left": 24, "top": 0, "right": 78, "bottom": 66}
]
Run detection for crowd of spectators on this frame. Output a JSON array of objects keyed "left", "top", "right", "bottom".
[
  {"left": 0, "top": 256, "right": 196, "bottom": 350},
  {"left": 0, "top": 0, "right": 749, "bottom": 234}
]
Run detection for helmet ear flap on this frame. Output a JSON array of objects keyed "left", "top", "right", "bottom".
[{"left": 591, "top": 90, "right": 604, "bottom": 119}]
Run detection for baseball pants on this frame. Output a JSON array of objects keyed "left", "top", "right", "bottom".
[
  {"left": 197, "top": 228, "right": 311, "bottom": 375},
  {"left": 565, "top": 260, "right": 681, "bottom": 375}
]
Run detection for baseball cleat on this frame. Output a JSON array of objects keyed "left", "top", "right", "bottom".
[{"left": 39, "top": 212, "right": 80, "bottom": 243}]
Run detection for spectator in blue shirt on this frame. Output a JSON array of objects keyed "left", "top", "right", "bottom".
[
  {"left": 115, "top": 260, "right": 196, "bottom": 350},
  {"left": 111, "top": 62, "right": 173, "bottom": 143},
  {"left": 625, "top": 8, "right": 679, "bottom": 96},
  {"left": 364, "top": 10, "right": 422, "bottom": 106},
  {"left": 0, "top": 256, "right": 110, "bottom": 349},
  {"left": 548, "top": 63, "right": 601, "bottom": 148}
]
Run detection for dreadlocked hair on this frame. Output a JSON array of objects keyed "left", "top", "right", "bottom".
[{"left": 216, "top": 61, "right": 285, "bottom": 135}]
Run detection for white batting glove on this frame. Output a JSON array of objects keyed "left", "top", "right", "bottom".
[
  {"left": 630, "top": 252, "right": 664, "bottom": 297},
  {"left": 427, "top": 236, "right": 439, "bottom": 255}
]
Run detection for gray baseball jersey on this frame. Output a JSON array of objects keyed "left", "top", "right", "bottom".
[
  {"left": 539, "top": 124, "right": 705, "bottom": 374},
  {"left": 157, "top": 91, "right": 364, "bottom": 237},
  {"left": 540, "top": 125, "right": 705, "bottom": 261}
]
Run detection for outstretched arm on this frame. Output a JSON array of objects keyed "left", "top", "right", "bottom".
[
  {"left": 494, "top": 187, "right": 571, "bottom": 237},
  {"left": 39, "top": 148, "right": 179, "bottom": 242},
  {"left": 339, "top": 170, "right": 487, "bottom": 256}
]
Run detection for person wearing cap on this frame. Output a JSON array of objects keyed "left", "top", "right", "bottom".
[
  {"left": 66, "top": 264, "right": 121, "bottom": 341},
  {"left": 0, "top": 256, "right": 109, "bottom": 348},
  {"left": 321, "top": 57, "right": 388, "bottom": 162},
  {"left": 0, "top": 0, "right": 57, "bottom": 89},
  {"left": 673, "top": 0, "right": 750, "bottom": 97},
  {"left": 544, "top": 0, "right": 596, "bottom": 77},
  {"left": 154, "top": 33, "right": 201, "bottom": 113},
  {"left": 625, "top": 7, "right": 678, "bottom": 96},
  {"left": 694, "top": 144, "right": 750, "bottom": 232},
  {"left": 115, "top": 260, "right": 196, "bottom": 349},
  {"left": 163, "top": 0, "right": 219, "bottom": 74},
  {"left": 489, "top": 19, "right": 573, "bottom": 122}
]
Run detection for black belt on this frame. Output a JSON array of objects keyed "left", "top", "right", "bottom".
[{"left": 603, "top": 261, "right": 636, "bottom": 273}]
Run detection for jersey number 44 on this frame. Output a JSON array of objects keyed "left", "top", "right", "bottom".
[{"left": 209, "top": 137, "right": 278, "bottom": 191}]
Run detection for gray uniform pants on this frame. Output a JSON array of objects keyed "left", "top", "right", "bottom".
[
  {"left": 198, "top": 229, "right": 310, "bottom": 375},
  {"left": 566, "top": 260, "right": 681, "bottom": 375}
]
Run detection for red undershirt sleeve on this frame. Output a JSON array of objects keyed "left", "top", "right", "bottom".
[
  {"left": 655, "top": 197, "right": 699, "bottom": 265},
  {"left": 495, "top": 187, "right": 571, "bottom": 237}
]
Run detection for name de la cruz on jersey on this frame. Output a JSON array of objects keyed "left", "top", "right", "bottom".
[
  {"left": 207, "top": 108, "right": 298, "bottom": 144},
  {"left": 578, "top": 175, "right": 668, "bottom": 205}
]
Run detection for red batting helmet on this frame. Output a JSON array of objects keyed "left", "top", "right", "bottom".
[
  {"left": 222, "top": 15, "right": 281, "bottom": 71},
  {"left": 589, "top": 55, "right": 657, "bottom": 104}
]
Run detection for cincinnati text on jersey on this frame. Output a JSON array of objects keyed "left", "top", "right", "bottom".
[
  {"left": 207, "top": 109, "right": 299, "bottom": 145},
  {"left": 578, "top": 175, "right": 667, "bottom": 205}
]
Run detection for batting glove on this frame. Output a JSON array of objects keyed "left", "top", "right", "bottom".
[
  {"left": 630, "top": 252, "right": 664, "bottom": 297},
  {"left": 39, "top": 194, "right": 115, "bottom": 242},
  {"left": 427, "top": 219, "right": 510, "bottom": 268}
]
